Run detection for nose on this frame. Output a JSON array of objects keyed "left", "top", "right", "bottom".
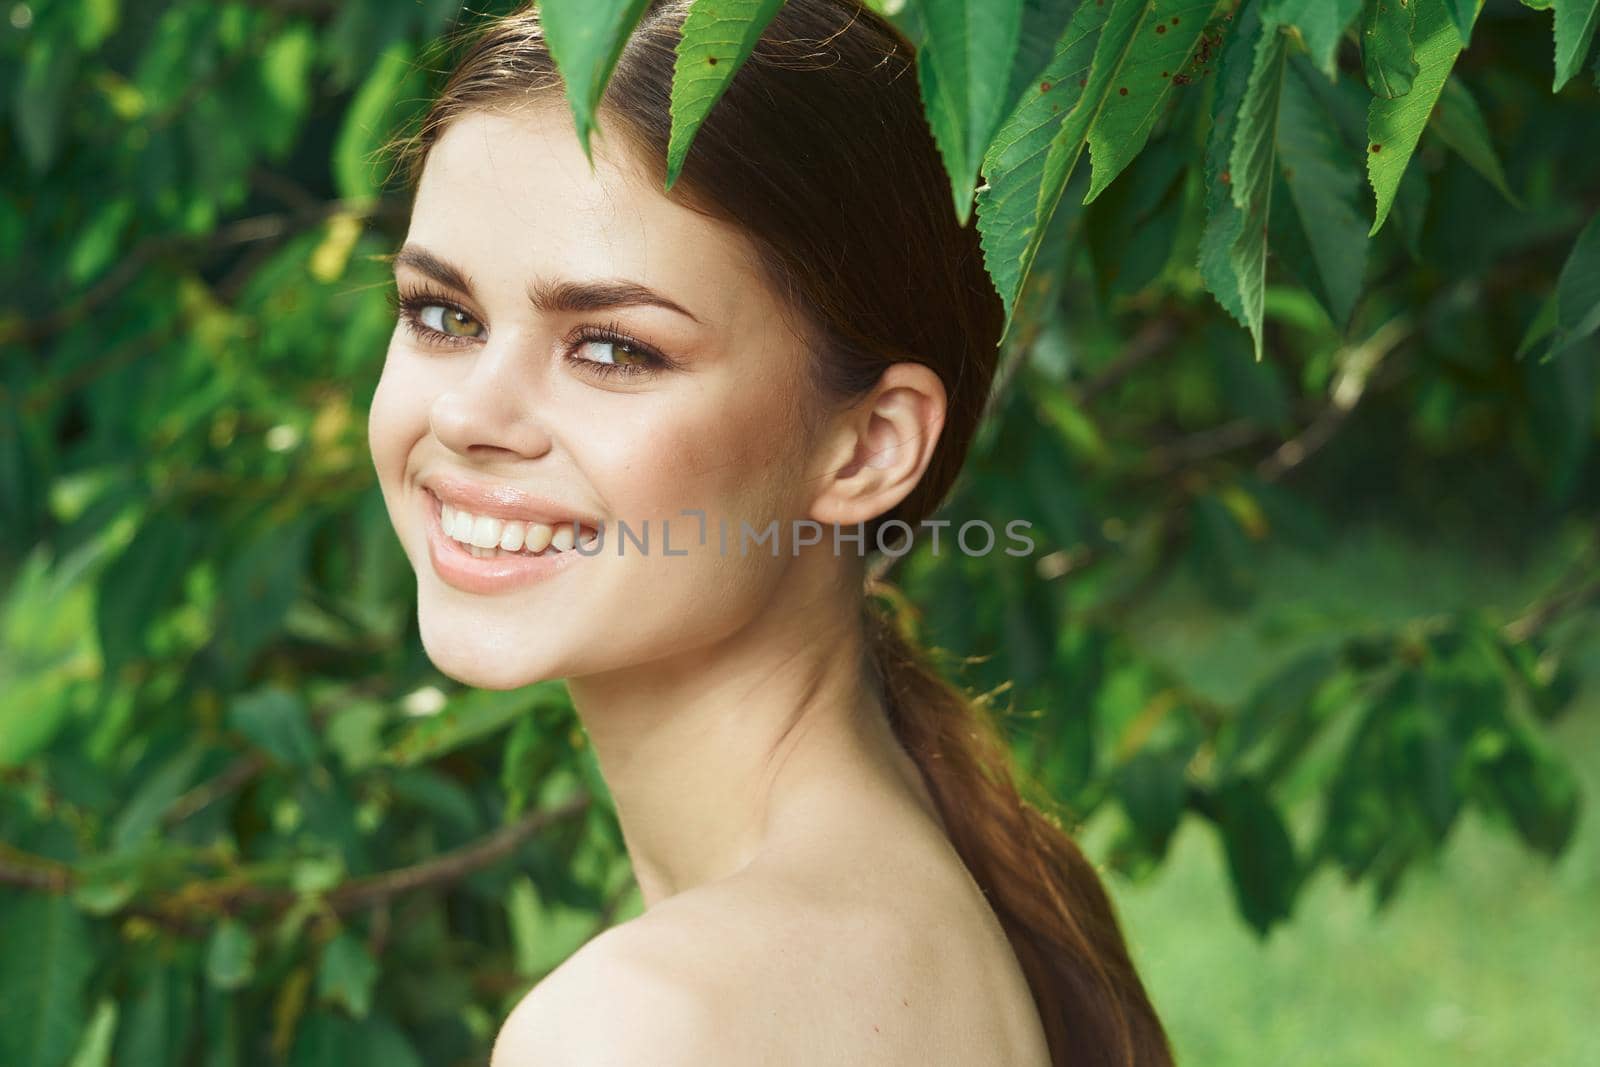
[{"left": 429, "top": 341, "right": 554, "bottom": 461}]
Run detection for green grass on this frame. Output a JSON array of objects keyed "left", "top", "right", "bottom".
[{"left": 1082, "top": 524, "right": 1600, "bottom": 1066}]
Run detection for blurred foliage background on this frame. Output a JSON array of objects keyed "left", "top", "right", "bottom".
[{"left": 1, "top": 0, "right": 1597, "bottom": 1064}]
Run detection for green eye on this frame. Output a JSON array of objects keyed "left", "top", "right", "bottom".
[
  {"left": 580, "top": 338, "right": 651, "bottom": 366},
  {"left": 420, "top": 303, "right": 483, "bottom": 338}
]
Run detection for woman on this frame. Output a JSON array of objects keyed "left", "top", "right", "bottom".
[{"left": 367, "top": 1, "right": 1173, "bottom": 1063}]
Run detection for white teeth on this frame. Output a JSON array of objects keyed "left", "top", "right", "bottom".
[
  {"left": 470, "top": 514, "right": 503, "bottom": 548},
  {"left": 524, "top": 522, "right": 553, "bottom": 554},
  {"left": 436, "top": 495, "right": 590, "bottom": 556}
]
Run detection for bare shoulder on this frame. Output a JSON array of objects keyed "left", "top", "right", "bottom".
[
  {"left": 489, "top": 917, "right": 731, "bottom": 1067},
  {"left": 493, "top": 832, "right": 1050, "bottom": 1066}
]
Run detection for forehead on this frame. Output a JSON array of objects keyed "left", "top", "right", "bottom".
[{"left": 407, "top": 107, "right": 762, "bottom": 330}]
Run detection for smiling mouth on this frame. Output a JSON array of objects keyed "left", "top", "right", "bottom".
[{"left": 430, "top": 490, "right": 600, "bottom": 559}]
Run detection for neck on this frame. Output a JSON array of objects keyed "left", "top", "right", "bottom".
[{"left": 565, "top": 563, "right": 931, "bottom": 907}]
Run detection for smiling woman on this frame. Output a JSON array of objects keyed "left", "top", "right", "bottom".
[{"left": 366, "top": 2, "right": 1172, "bottom": 1065}]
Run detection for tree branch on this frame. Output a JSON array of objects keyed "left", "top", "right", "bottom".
[
  {"left": 163, "top": 753, "right": 266, "bottom": 828},
  {"left": 1503, "top": 533, "right": 1600, "bottom": 643},
  {"left": 8, "top": 198, "right": 404, "bottom": 349},
  {"left": 0, "top": 792, "right": 593, "bottom": 928},
  {"left": 326, "top": 791, "right": 591, "bottom": 911}
]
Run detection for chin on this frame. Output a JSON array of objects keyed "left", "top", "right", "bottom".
[{"left": 415, "top": 610, "right": 570, "bottom": 690}]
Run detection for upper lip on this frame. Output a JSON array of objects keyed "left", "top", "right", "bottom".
[{"left": 421, "top": 472, "right": 600, "bottom": 530}]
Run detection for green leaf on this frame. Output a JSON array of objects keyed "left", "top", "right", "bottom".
[
  {"left": 540, "top": 0, "right": 654, "bottom": 162},
  {"left": 229, "top": 687, "right": 319, "bottom": 768},
  {"left": 1114, "top": 746, "right": 1191, "bottom": 857},
  {"left": 1366, "top": 0, "right": 1463, "bottom": 236},
  {"left": 1186, "top": 493, "right": 1261, "bottom": 606},
  {"left": 95, "top": 509, "right": 196, "bottom": 677},
  {"left": 1195, "top": 0, "right": 1294, "bottom": 359},
  {"left": 1199, "top": 0, "right": 1268, "bottom": 334},
  {"left": 109, "top": 742, "right": 207, "bottom": 850},
  {"left": 205, "top": 919, "right": 256, "bottom": 991},
  {"left": 214, "top": 514, "right": 313, "bottom": 680},
  {"left": 390, "top": 767, "right": 482, "bottom": 835},
  {"left": 316, "top": 932, "right": 379, "bottom": 1019},
  {"left": 76, "top": 0, "right": 121, "bottom": 50},
  {"left": 1015, "top": 0, "right": 1218, "bottom": 326},
  {"left": 255, "top": 24, "right": 316, "bottom": 159},
  {"left": 506, "top": 874, "right": 597, "bottom": 977},
  {"left": 70, "top": 850, "right": 153, "bottom": 916},
  {"left": 1472, "top": 729, "right": 1582, "bottom": 857},
  {"left": 1208, "top": 777, "right": 1300, "bottom": 935},
  {"left": 1382, "top": 669, "right": 1465, "bottom": 846},
  {"left": 112, "top": 957, "right": 195, "bottom": 1066},
  {"left": 1427, "top": 74, "right": 1520, "bottom": 206},
  {"left": 324, "top": 701, "right": 388, "bottom": 774},
  {"left": 386, "top": 680, "right": 569, "bottom": 767},
  {"left": 1081, "top": 0, "right": 1223, "bottom": 204},
  {"left": 291, "top": 1014, "right": 423, "bottom": 1067},
  {"left": 1551, "top": 209, "right": 1600, "bottom": 354},
  {"left": 1003, "top": 0, "right": 1089, "bottom": 118},
  {"left": 1554, "top": 0, "right": 1600, "bottom": 91},
  {"left": 1360, "top": 0, "right": 1418, "bottom": 99},
  {"left": 1214, "top": 648, "right": 1339, "bottom": 779},
  {"left": 1082, "top": 124, "right": 1191, "bottom": 300},
  {"left": 501, "top": 707, "right": 574, "bottom": 818},
  {"left": 1224, "top": 19, "right": 1291, "bottom": 360},
  {"left": 332, "top": 42, "right": 422, "bottom": 203},
  {"left": 12, "top": 34, "right": 79, "bottom": 174},
  {"left": 975, "top": 0, "right": 1110, "bottom": 323},
  {"left": 1446, "top": 0, "right": 1485, "bottom": 43},
  {"left": 66, "top": 997, "right": 118, "bottom": 1067},
  {"left": 200, "top": 982, "right": 240, "bottom": 1067},
  {"left": 1277, "top": 58, "right": 1371, "bottom": 328},
  {"left": 1262, "top": 0, "right": 1362, "bottom": 76},
  {"left": 1522, "top": 309, "right": 1595, "bottom": 494},
  {"left": 67, "top": 200, "right": 135, "bottom": 287},
  {"left": 664, "top": 0, "right": 785, "bottom": 190},
  {"left": 0, "top": 892, "right": 95, "bottom": 1067},
  {"left": 918, "top": 0, "right": 1027, "bottom": 223}
]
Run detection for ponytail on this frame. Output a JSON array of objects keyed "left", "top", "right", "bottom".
[{"left": 862, "top": 593, "right": 1175, "bottom": 1067}]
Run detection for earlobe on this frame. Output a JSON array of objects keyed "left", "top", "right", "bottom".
[{"left": 809, "top": 362, "right": 946, "bottom": 527}]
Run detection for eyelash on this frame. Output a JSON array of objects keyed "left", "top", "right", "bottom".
[{"left": 387, "top": 285, "right": 673, "bottom": 379}]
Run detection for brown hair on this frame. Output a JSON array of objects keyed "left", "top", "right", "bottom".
[{"left": 388, "top": 3, "right": 1173, "bottom": 1064}]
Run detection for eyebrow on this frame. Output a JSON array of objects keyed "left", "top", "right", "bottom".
[{"left": 391, "top": 244, "right": 703, "bottom": 325}]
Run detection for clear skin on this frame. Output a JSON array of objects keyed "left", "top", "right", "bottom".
[{"left": 368, "top": 105, "right": 1051, "bottom": 1065}]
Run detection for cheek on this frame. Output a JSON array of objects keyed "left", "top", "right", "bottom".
[
  {"left": 367, "top": 345, "right": 437, "bottom": 503},
  {"left": 582, "top": 381, "right": 805, "bottom": 524},
  {"left": 369, "top": 344, "right": 433, "bottom": 442}
]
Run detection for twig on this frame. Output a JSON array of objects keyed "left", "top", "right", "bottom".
[
  {"left": 326, "top": 791, "right": 591, "bottom": 911},
  {"left": 9, "top": 199, "right": 400, "bottom": 348},
  {"left": 1257, "top": 314, "right": 1412, "bottom": 483},
  {"left": 0, "top": 844, "right": 72, "bottom": 893},
  {"left": 1503, "top": 533, "right": 1600, "bottom": 643},
  {"left": 1074, "top": 314, "right": 1184, "bottom": 405},
  {"left": 0, "top": 793, "right": 592, "bottom": 926},
  {"left": 163, "top": 753, "right": 266, "bottom": 827}
]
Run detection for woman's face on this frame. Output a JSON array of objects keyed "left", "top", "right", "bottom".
[{"left": 368, "top": 106, "right": 826, "bottom": 688}]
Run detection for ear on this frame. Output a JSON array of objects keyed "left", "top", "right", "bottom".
[{"left": 808, "top": 362, "right": 947, "bottom": 527}]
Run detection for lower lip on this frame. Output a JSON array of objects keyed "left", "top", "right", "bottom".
[{"left": 423, "top": 489, "right": 590, "bottom": 595}]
